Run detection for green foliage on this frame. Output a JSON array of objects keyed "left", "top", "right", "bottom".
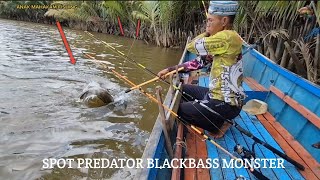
[
  {"left": 101, "top": 1, "right": 126, "bottom": 22},
  {"left": 0, "top": 1, "right": 50, "bottom": 20}
]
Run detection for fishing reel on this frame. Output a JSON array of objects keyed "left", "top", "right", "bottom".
[
  {"left": 235, "top": 175, "right": 247, "bottom": 180},
  {"left": 234, "top": 143, "right": 256, "bottom": 159}
]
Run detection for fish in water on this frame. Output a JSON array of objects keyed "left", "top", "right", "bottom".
[{"left": 80, "top": 81, "right": 114, "bottom": 108}]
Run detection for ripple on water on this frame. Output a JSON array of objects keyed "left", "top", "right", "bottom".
[{"left": 0, "top": 18, "right": 180, "bottom": 179}]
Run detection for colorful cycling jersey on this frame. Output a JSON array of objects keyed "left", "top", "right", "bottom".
[{"left": 180, "top": 30, "right": 243, "bottom": 106}]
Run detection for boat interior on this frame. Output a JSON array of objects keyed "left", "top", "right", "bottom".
[{"left": 135, "top": 43, "right": 320, "bottom": 180}]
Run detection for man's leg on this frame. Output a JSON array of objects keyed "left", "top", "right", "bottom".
[
  {"left": 180, "top": 84, "right": 209, "bottom": 101},
  {"left": 178, "top": 101, "right": 224, "bottom": 132},
  {"left": 206, "top": 100, "right": 241, "bottom": 138},
  {"left": 178, "top": 99, "right": 241, "bottom": 138},
  {"left": 208, "top": 122, "right": 233, "bottom": 139}
]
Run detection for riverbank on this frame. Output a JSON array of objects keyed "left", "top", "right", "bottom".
[
  {"left": 1, "top": 1, "right": 319, "bottom": 84},
  {"left": 0, "top": 18, "right": 182, "bottom": 179},
  {"left": 0, "top": 1, "right": 206, "bottom": 48}
]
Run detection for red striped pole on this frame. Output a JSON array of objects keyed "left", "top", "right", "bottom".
[
  {"left": 117, "top": 16, "right": 124, "bottom": 36},
  {"left": 56, "top": 21, "right": 76, "bottom": 64},
  {"left": 136, "top": 19, "right": 140, "bottom": 38}
]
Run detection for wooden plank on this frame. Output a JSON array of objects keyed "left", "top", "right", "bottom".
[
  {"left": 206, "top": 132, "right": 224, "bottom": 180},
  {"left": 196, "top": 74, "right": 225, "bottom": 179},
  {"left": 270, "top": 86, "right": 320, "bottom": 129},
  {"left": 232, "top": 116, "right": 277, "bottom": 180},
  {"left": 184, "top": 128, "right": 197, "bottom": 180},
  {"left": 237, "top": 112, "right": 284, "bottom": 180},
  {"left": 262, "top": 112, "right": 320, "bottom": 179},
  {"left": 223, "top": 126, "right": 254, "bottom": 180},
  {"left": 166, "top": 83, "right": 182, "bottom": 131},
  {"left": 241, "top": 112, "right": 306, "bottom": 179},
  {"left": 195, "top": 129, "right": 210, "bottom": 180},
  {"left": 247, "top": 114, "right": 304, "bottom": 179},
  {"left": 228, "top": 127, "right": 258, "bottom": 180},
  {"left": 135, "top": 85, "right": 176, "bottom": 180},
  {"left": 171, "top": 122, "right": 184, "bottom": 180},
  {"left": 156, "top": 87, "right": 174, "bottom": 159},
  {"left": 256, "top": 113, "right": 319, "bottom": 180},
  {"left": 243, "top": 78, "right": 260, "bottom": 91},
  {"left": 245, "top": 77, "right": 268, "bottom": 91},
  {"left": 215, "top": 135, "right": 236, "bottom": 180}
]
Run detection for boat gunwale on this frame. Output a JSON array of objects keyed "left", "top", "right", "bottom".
[
  {"left": 134, "top": 38, "right": 190, "bottom": 180},
  {"left": 249, "top": 48, "right": 320, "bottom": 98}
]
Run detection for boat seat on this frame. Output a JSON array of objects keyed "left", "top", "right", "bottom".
[
  {"left": 245, "top": 78, "right": 320, "bottom": 180},
  {"left": 243, "top": 77, "right": 268, "bottom": 103}
]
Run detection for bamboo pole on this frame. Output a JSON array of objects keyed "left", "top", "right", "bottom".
[
  {"left": 110, "top": 69, "right": 242, "bottom": 163},
  {"left": 155, "top": 86, "right": 174, "bottom": 159},
  {"left": 125, "top": 67, "right": 184, "bottom": 93}
]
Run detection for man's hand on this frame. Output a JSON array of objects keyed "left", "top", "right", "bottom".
[
  {"left": 157, "top": 68, "right": 169, "bottom": 79},
  {"left": 298, "top": 6, "right": 314, "bottom": 17}
]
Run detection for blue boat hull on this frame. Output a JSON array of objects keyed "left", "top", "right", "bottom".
[{"left": 135, "top": 43, "right": 320, "bottom": 180}]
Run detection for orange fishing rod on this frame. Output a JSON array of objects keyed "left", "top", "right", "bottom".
[
  {"left": 110, "top": 69, "right": 275, "bottom": 179},
  {"left": 111, "top": 68, "right": 241, "bottom": 161},
  {"left": 79, "top": 49, "right": 241, "bottom": 162},
  {"left": 79, "top": 50, "right": 277, "bottom": 179},
  {"left": 124, "top": 67, "right": 184, "bottom": 93},
  {"left": 81, "top": 31, "right": 304, "bottom": 171}
]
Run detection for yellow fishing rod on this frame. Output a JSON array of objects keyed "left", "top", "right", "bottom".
[
  {"left": 202, "top": 0, "right": 208, "bottom": 17},
  {"left": 83, "top": 29, "right": 304, "bottom": 171},
  {"left": 85, "top": 31, "right": 152, "bottom": 72},
  {"left": 84, "top": 31, "right": 187, "bottom": 93},
  {"left": 79, "top": 48, "right": 276, "bottom": 179},
  {"left": 78, "top": 48, "right": 242, "bottom": 162},
  {"left": 111, "top": 69, "right": 241, "bottom": 161}
]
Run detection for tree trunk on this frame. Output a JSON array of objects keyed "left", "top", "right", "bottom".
[
  {"left": 280, "top": 49, "right": 288, "bottom": 68},
  {"left": 284, "top": 41, "right": 307, "bottom": 78},
  {"left": 153, "top": 24, "right": 160, "bottom": 46},
  {"left": 266, "top": 40, "right": 276, "bottom": 61},
  {"left": 275, "top": 37, "right": 284, "bottom": 62}
]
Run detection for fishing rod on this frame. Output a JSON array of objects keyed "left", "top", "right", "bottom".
[
  {"left": 78, "top": 48, "right": 240, "bottom": 160},
  {"left": 83, "top": 32, "right": 305, "bottom": 171},
  {"left": 78, "top": 47, "right": 269, "bottom": 180},
  {"left": 84, "top": 31, "right": 254, "bottom": 95},
  {"left": 125, "top": 67, "right": 184, "bottom": 92},
  {"left": 110, "top": 67, "right": 269, "bottom": 180}
]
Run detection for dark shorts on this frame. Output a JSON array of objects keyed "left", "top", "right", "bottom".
[{"left": 177, "top": 84, "right": 241, "bottom": 133}]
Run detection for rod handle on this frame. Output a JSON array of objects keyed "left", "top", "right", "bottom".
[{"left": 125, "top": 89, "right": 131, "bottom": 93}]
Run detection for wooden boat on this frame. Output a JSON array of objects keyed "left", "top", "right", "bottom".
[{"left": 135, "top": 38, "right": 320, "bottom": 180}]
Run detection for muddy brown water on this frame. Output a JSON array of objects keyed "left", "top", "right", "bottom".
[{"left": 0, "top": 19, "right": 182, "bottom": 179}]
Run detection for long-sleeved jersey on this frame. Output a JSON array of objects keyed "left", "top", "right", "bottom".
[{"left": 169, "top": 30, "right": 244, "bottom": 106}]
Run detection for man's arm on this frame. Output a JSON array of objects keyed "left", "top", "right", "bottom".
[
  {"left": 157, "top": 56, "right": 210, "bottom": 78},
  {"left": 167, "top": 56, "right": 206, "bottom": 72},
  {"left": 186, "top": 32, "right": 229, "bottom": 56}
]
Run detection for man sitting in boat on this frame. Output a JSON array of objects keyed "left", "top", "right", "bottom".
[{"left": 157, "top": 1, "right": 244, "bottom": 138}]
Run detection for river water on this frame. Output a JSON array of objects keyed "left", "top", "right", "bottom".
[{"left": 0, "top": 19, "right": 182, "bottom": 179}]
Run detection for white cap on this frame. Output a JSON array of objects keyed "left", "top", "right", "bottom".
[{"left": 208, "top": 1, "right": 239, "bottom": 16}]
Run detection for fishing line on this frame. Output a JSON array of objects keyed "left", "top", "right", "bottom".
[
  {"left": 83, "top": 32, "right": 304, "bottom": 171},
  {"left": 84, "top": 30, "right": 255, "bottom": 140},
  {"left": 78, "top": 48, "right": 243, "bottom": 162},
  {"left": 77, "top": 45, "right": 272, "bottom": 179}
]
